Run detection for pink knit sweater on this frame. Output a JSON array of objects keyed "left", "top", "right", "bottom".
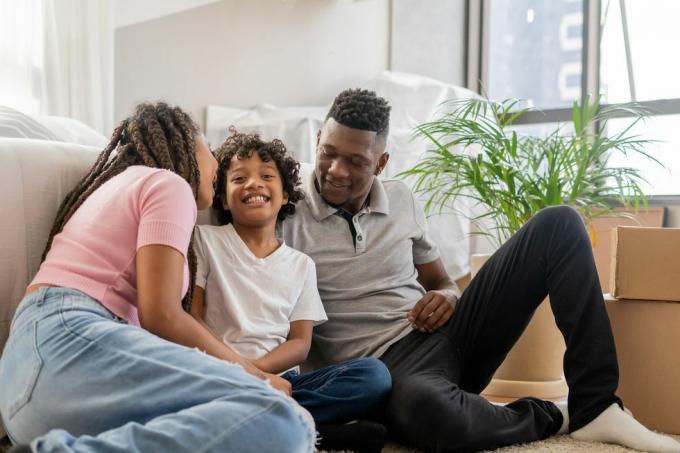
[{"left": 31, "top": 166, "right": 197, "bottom": 326}]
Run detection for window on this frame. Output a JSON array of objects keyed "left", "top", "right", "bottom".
[
  {"left": 487, "top": 0, "right": 583, "bottom": 109},
  {"left": 473, "top": 0, "right": 680, "bottom": 195},
  {"left": 0, "top": 0, "right": 47, "bottom": 113},
  {"left": 606, "top": 115, "right": 680, "bottom": 196},
  {"left": 508, "top": 122, "right": 573, "bottom": 138},
  {"left": 600, "top": 0, "right": 680, "bottom": 103}
]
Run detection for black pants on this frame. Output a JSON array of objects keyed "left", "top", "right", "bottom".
[{"left": 379, "top": 206, "right": 621, "bottom": 452}]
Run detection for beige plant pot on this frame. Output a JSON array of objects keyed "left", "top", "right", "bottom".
[{"left": 470, "top": 254, "right": 568, "bottom": 402}]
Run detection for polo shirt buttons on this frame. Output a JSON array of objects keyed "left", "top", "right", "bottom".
[
  {"left": 353, "top": 216, "right": 366, "bottom": 253},
  {"left": 355, "top": 231, "right": 366, "bottom": 252}
]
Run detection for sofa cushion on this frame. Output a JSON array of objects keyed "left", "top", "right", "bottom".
[
  {"left": 0, "top": 105, "right": 108, "bottom": 148},
  {"left": 0, "top": 106, "right": 59, "bottom": 141},
  {"left": 33, "top": 114, "right": 108, "bottom": 148}
]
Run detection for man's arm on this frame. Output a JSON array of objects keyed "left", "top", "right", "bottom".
[
  {"left": 252, "top": 320, "right": 313, "bottom": 374},
  {"left": 410, "top": 258, "right": 461, "bottom": 333}
]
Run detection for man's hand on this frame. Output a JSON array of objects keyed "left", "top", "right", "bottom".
[
  {"left": 264, "top": 372, "right": 293, "bottom": 397},
  {"left": 407, "top": 290, "right": 458, "bottom": 333}
]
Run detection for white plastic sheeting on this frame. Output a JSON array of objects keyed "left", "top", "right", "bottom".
[
  {"left": 204, "top": 71, "right": 493, "bottom": 279},
  {"left": 205, "top": 104, "right": 326, "bottom": 165}
]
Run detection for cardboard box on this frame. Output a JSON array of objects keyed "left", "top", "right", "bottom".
[
  {"left": 588, "top": 208, "right": 665, "bottom": 293},
  {"left": 610, "top": 226, "right": 680, "bottom": 301},
  {"left": 605, "top": 296, "right": 680, "bottom": 434}
]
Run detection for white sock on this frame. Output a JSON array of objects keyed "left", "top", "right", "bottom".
[
  {"left": 554, "top": 399, "right": 569, "bottom": 435},
  {"left": 571, "top": 403, "right": 680, "bottom": 452}
]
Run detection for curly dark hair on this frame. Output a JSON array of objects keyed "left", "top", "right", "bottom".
[
  {"left": 326, "top": 88, "right": 391, "bottom": 138},
  {"left": 42, "top": 102, "right": 201, "bottom": 312},
  {"left": 213, "top": 128, "right": 304, "bottom": 225}
]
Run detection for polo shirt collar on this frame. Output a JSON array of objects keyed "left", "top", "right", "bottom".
[{"left": 304, "top": 169, "right": 390, "bottom": 221}]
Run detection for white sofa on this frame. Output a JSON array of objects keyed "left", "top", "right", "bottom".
[
  {"left": 0, "top": 138, "right": 101, "bottom": 349},
  {"left": 0, "top": 137, "right": 101, "bottom": 438}
]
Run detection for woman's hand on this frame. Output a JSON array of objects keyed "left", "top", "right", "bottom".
[{"left": 264, "top": 372, "right": 292, "bottom": 396}]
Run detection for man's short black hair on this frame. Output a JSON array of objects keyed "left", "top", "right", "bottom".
[{"left": 326, "top": 88, "right": 391, "bottom": 138}]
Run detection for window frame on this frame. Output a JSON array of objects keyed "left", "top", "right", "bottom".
[{"left": 466, "top": 0, "right": 680, "bottom": 197}]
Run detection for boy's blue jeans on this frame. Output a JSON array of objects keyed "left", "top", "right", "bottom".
[
  {"left": 282, "top": 357, "right": 391, "bottom": 425},
  {"left": 0, "top": 287, "right": 315, "bottom": 453}
]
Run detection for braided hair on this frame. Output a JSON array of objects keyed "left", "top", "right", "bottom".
[
  {"left": 213, "top": 128, "right": 304, "bottom": 225},
  {"left": 326, "top": 88, "right": 391, "bottom": 138},
  {"left": 42, "top": 102, "right": 201, "bottom": 311}
]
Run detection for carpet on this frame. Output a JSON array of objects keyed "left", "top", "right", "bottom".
[
  {"left": 4, "top": 434, "right": 679, "bottom": 452},
  {"left": 321, "top": 434, "right": 680, "bottom": 452}
]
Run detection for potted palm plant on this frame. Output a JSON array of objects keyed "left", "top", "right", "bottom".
[{"left": 400, "top": 95, "right": 661, "bottom": 401}]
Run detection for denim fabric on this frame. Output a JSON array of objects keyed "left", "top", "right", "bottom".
[
  {"left": 0, "top": 287, "right": 315, "bottom": 453},
  {"left": 283, "top": 357, "right": 391, "bottom": 424}
]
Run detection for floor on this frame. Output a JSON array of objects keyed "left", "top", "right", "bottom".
[
  {"left": 5, "top": 434, "right": 679, "bottom": 452},
  {"left": 376, "top": 434, "right": 680, "bottom": 453},
  {"left": 2, "top": 392, "right": 675, "bottom": 453}
]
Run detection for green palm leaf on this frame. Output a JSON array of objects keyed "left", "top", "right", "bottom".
[{"left": 398, "top": 95, "right": 663, "bottom": 248}]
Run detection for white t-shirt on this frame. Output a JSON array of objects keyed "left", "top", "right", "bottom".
[{"left": 194, "top": 224, "right": 327, "bottom": 364}]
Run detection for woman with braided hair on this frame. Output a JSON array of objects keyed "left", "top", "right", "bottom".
[{"left": 0, "top": 102, "right": 315, "bottom": 453}]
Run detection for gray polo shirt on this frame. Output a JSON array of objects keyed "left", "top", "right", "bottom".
[{"left": 279, "top": 166, "right": 440, "bottom": 365}]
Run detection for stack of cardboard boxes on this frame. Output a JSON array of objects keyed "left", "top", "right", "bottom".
[
  {"left": 606, "top": 226, "right": 680, "bottom": 434},
  {"left": 590, "top": 207, "right": 666, "bottom": 293}
]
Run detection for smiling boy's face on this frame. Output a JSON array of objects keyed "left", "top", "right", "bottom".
[{"left": 222, "top": 151, "right": 289, "bottom": 228}]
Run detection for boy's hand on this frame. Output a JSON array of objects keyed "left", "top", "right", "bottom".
[{"left": 264, "top": 372, "right": 292, "bottom": 396}]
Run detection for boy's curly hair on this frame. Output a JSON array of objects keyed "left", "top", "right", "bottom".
[{"left": 213, "top": 128, "right": 305, "bottom": 225}]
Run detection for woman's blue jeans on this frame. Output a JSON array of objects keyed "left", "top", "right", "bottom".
[{"left": 0, "top": 287, "right": 315, "bottom": 453}]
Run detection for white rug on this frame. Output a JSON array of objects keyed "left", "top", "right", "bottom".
[
  {"left": 3, "top": 433, "right": 678, "bottom": 452},
  {"left": 371, "top": 434, "right": 680, "bottom": 452}
]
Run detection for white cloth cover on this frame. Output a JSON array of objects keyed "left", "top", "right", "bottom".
[{"left": 205, "top": 104, "right": 327, "bottom": 164}]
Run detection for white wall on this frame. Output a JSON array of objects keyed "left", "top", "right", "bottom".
[
  {"left": 114, "top": 0, "right": 390, "bottom": 128},
  {"left": 391, "top": 0, "right": 466, "bottom": 86}
]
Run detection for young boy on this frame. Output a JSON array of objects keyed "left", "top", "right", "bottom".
[{"left": 191, "top": 130, "right": 391, "bottom": 453}]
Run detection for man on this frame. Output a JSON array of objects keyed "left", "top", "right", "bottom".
[{"left": 280, "top": 88, "right": 680, "bottom": 452}]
